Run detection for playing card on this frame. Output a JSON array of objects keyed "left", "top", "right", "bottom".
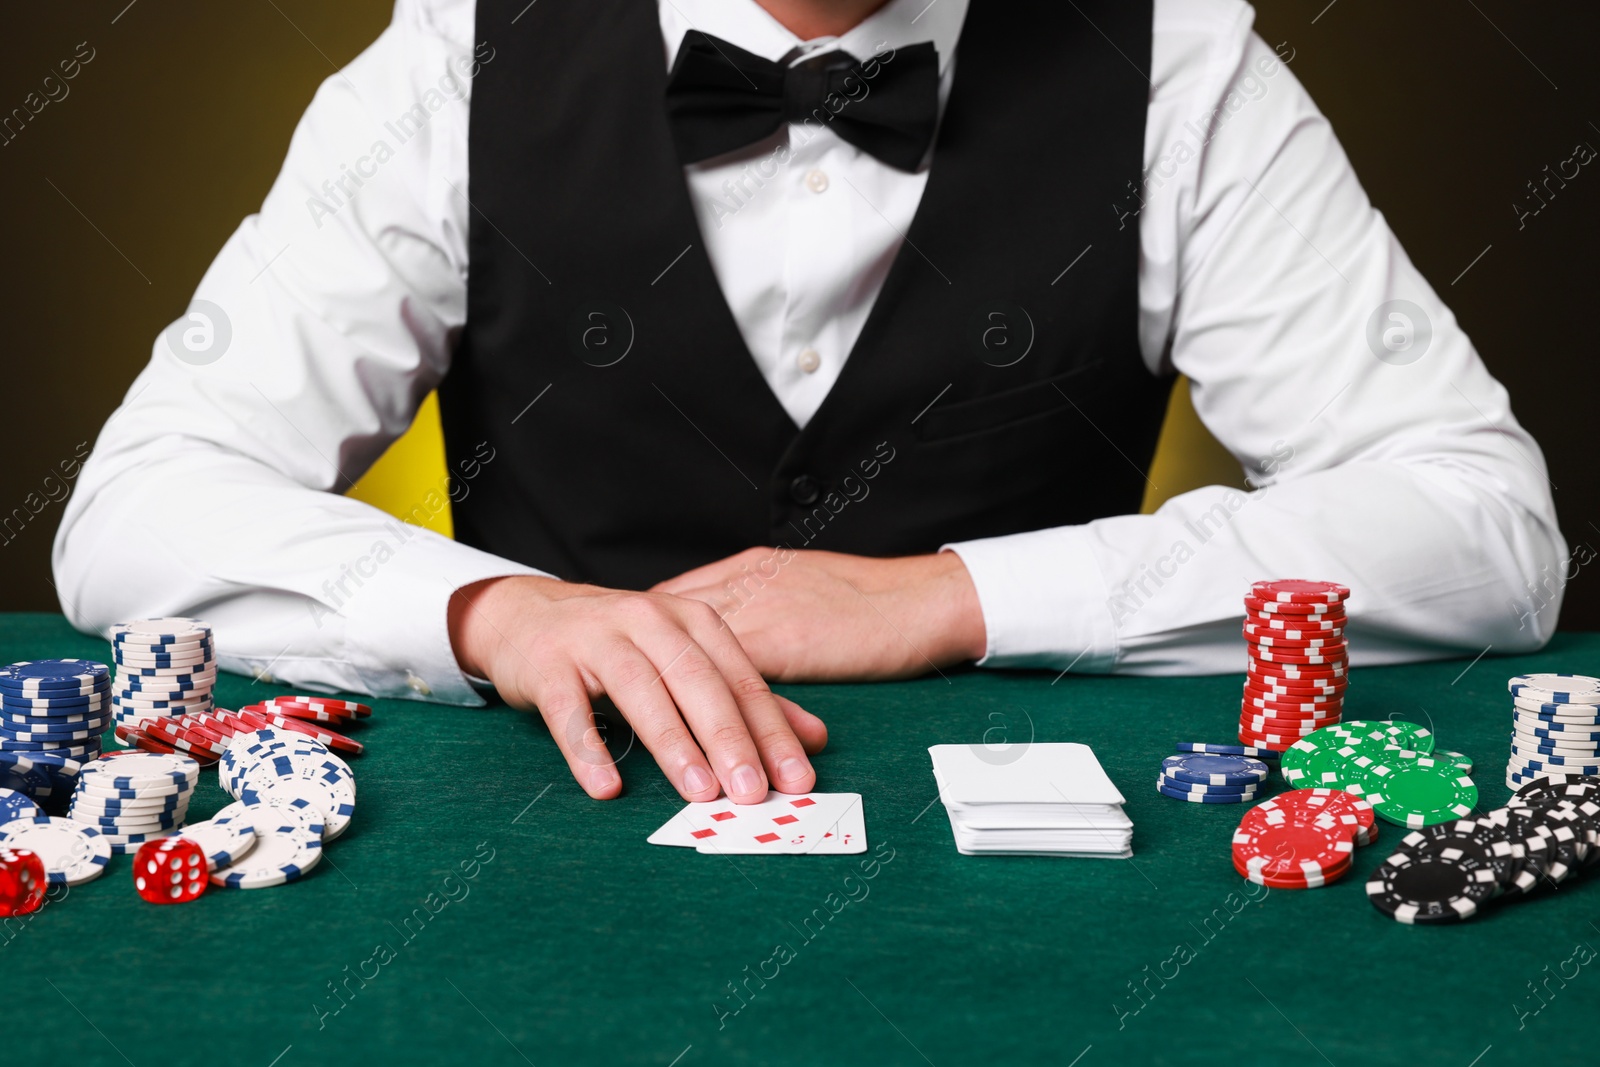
[
  {"left": 805, "top": 793, "right": 867, "bottom": 854},
  {"left": 647, "top": 790, "right": 859, "bottom": 854}
]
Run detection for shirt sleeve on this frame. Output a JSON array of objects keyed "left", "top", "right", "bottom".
[
  {"left": 945, "top": 1, "right": 1567, "bottom": 675},
  {"left": 51, "top": 0, "right": 544, "bottom": 706}
]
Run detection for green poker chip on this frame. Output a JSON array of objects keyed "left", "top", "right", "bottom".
[
  {"left": 1360, "top": 756, "right": 1478, "bottom": 828},
  {"left": 1333, "top": 719, "right": 1435, "bottom": 755}
]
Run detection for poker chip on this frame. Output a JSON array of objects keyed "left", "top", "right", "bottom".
[
  {"left": 1161, "top": 754, "right": 1269, "bottom": 787},
  {"left": 1490, "top": 805, "right": 1563, "bottom": 891},
  {"left": 1234, "top": 798, "right": 1356, "bottom": 887},
  {"left": 1358, "top": 758, "right": 1477, "bottom": 828},
  {"left": 108, "top": 619, "right": 217, "bottom": 723},
  {"left": 262, "top": 695, "right": 372, "bottom": 719},
  {"left": 1251, "top": 579, "right": 1350, "bottom": 604},
  {"left": 0, "top": 788, "right": 43, "bottom": 824},
  {"left": 1159, "top": 782, "right": 1259, "bottom": 804},
  {"left": 1175, "top": 742, "right": 1280, "bottom": 760},
  {"left": 1279, "top": 787, "right": 1379, "bottom": 847},
  {"left": 1508, "top": 673, "right": 1600, "bottom": 705},
  {"left": 237, "top": 706, "right": 364, "bottom": 755},
  {"left": 1366, "top": 839, "right": 1499, "bottom": 924},
  {"left": 209, "top": 797, "right": 324, "bottom": 889},
  {"left": 177, "top": 812, "right": 258, "bottom": 871},
  {"left": 1243, "top": 613, "right": 1345, "bottom": 634},
  {"left": 1241, "top": 595, "right": 1345, "bottom": 616},
  {"left": 1157, "top": 772, "right": 1261, "bottom": 794},
  {"left": 0, "top": 661, "right": 113, "bottom": 804},
  {"left": 0, "top": 814, "right": 111, "bottom": 885}
]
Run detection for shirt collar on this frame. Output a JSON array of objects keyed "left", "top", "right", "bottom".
[{"left": 659, "top": 0, "right": 968, "bottom": 74}]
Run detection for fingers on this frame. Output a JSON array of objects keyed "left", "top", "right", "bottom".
[
  {"left": 675, "top": 605, "right": 817, "bottom": 795},
  {"left": 527, "top": 672, "right": 624, "bottom": 801},
  {"left": 593, "top": 642, "right": 722, "bottom": 803},
  {"left": 634, "top": 630, "right": 771, "bottom": 803},
  {"left": 773, "top": 694, "right": 828, "bottom": 756}
]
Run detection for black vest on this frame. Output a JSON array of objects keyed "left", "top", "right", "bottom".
[{"left": 443, "top": 0, "right": 1168, "bottom": 589}]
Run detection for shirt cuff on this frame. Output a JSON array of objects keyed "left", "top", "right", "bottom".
[
  {"left": 339, "top": 523, "right": 547, "bottom": 705},
  {"left": 942, "top": 526, "right": 1119, "bottom": 671}
]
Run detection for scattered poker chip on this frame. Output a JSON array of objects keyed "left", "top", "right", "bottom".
[
  {"left": 0, "top": 814, "right": 111, "bottom": 885},
  {"left": 1366, "top": 838, "right": 1500, "bottom": 924},
  {"left": 1251, "top": 579, "right": 1351, "bottom": 604},
  {"left": 1234, "top": 799, "right": 1356, "bottom": 886},
  {"left": 1360, "top": 758, "right": 1477, "bottom": 828},
  {"left": 1161, "top": 753, "right": 1269, "bottom": 786},
  {"left": 1512, "top": 776, "right": 1600, "bottom": 805},
  {"left": 0, "top": 788, "right": 43, "bottom": 824},
  {"left": 1275, "top": 787, "right": 1378, "bottom": 847},
  {"left": 1337, "top": 720, "right": 1434, "bottom": 754},
  {"left": 238, "top": 706, "right": 364, "bottom": 755},
  {"left": 262, "top": 695, "right": 372, "bottom": 719},
  {"left": 178, "top": 813, "right": 259, "bottom": 871},
  {"left": 1176, "top": 742, "right": 1280, "bottom": 759},
  {"left": 209, "top": 797, "right": 324, "bottom": 889},
  {"left": 1404, "top": 820, "right": 1519, "bottom": 892}
]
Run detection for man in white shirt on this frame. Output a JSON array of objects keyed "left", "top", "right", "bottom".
[{"left": 53, "top": 0, "right": 1565, "bottom": 807}]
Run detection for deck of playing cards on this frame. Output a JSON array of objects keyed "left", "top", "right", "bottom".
[
  {"left": 928, "top": 743, "right": 1132, "bottom": 858},
  {"left": 648, "top": 790, "right": 866, "bottom": 855}
]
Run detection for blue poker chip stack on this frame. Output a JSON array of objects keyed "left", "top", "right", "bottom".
[
  {"left": 0, "top": 659, "right": 113, "bottom": 805},
  {"left": 1158, "top": 751, "right": 1272, "bottom": 805},
  {"left": 108, "top": 618, "right": 218, "bottom": 739}
]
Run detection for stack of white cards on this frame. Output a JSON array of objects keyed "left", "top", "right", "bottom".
[
  {"left": 929, "top": 743, "right": 1132, "bottom": 858},
  {"left": 648, "top": 790, "right": 866, "bottom": 855}
]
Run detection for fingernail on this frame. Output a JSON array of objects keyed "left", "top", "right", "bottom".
[
  {"left": 590, "top": 765, "right": 619, "bottom": 791},
  {"left": 778, "top": 757, "right": 809, "bottom": 783},
  {"left": 731, "top": 764, "right": 763, "bottom": 797},
  {"left": 683, "top": 765, "right": 713, "bottom": 794}
]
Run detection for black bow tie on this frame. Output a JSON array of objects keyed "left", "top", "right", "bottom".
[{"left": 664, "top": 31, "right": 940, "bottom": 173}]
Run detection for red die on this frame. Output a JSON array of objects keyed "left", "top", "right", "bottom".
[
  {"left": 133, "top": 838, "right": 208, "bottom": 904},
  {"left": 0, "top": 848, "right": 48, "bottom": 917}
]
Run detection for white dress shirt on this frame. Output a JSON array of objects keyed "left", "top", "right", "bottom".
[{"left": 53, "top": 0, "right": 1566, "bottom": 706}]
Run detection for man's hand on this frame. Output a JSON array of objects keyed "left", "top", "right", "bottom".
[
  {"left": 447, "top": 576, "right": 827, "bottom": 804},
  {"left": 650, "top": 548, "right": 987, "bottom": 682}
]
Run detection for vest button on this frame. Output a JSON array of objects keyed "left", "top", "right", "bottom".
[
  {"left": 804, "top": 168, "right": 829, "bottom": 193},
  {"left": 789, "top": 475, "right": 821, "bottom": 506}
]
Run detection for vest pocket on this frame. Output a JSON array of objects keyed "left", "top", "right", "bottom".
[{"left": 913, "top": 363, "right": 1106, "bottom": 443}]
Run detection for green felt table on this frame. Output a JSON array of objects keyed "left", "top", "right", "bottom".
[{"left": 5, "top": 612, "right": 1599, "bottom": 1067}]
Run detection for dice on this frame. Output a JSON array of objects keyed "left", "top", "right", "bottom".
[
  {"left": 133, "top": 837, "right": 208, "bottom": 904},
  {"left": 0, "top": 848, "right": 48, "bottom": 917}
]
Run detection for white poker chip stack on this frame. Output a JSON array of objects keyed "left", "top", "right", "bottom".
[
  {"left": 108, "top": 618, "right": 218, "bottom": 740},
  {"left": 1506, "top": 673, "right": 1600, "bottom": 790},
  {"left": 66, "top": 752, "right": 200, "bottom": 855}
]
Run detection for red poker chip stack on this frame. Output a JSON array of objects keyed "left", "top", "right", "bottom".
[
  {"left": 1239, "top": 579, "right": 1351, "bottom": 751},
  {"left": 1231, "top": 788, "right": 1375, "bottom": 888}
]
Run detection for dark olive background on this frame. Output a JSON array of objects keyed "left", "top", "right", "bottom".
[{"left": 1, "top": 1, "right": 1596, "bottom": 627}]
